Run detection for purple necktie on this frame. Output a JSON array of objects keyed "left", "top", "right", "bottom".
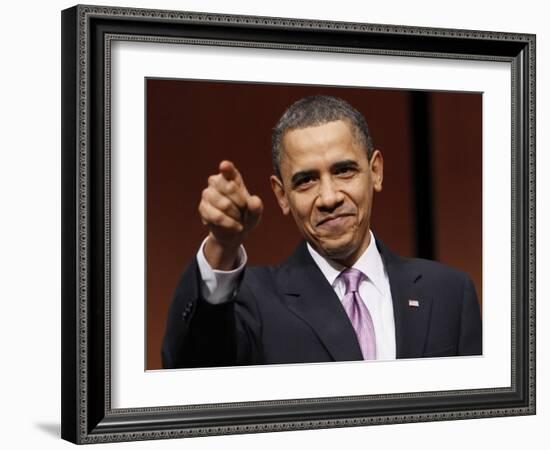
[{"left": 339, "top": 268, "right": 377, "bottom": 360}]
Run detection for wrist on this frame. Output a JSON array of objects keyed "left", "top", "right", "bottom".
[{"left": 204, "top": 234, "right": 242, "bottom": 270}]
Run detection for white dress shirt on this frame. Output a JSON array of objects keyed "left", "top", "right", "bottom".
[{"left": 196, "top": 230, "right": 396, "bottom": 360}]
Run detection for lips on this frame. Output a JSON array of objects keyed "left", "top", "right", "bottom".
[{"left": 316, "top": 214, "right": 354, "bottom": 228}]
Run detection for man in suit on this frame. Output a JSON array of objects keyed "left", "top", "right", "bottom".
[{"left": 162, "top": 95, "right": 482, "bottom": 368}]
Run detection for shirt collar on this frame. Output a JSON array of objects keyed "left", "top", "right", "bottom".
[{"left": 306, "top": 230, "right": 386, "bottom": 295}]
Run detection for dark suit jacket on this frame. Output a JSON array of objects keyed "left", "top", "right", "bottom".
[{"left": 162, "top": 239, "right": 482, "bottom": 368}]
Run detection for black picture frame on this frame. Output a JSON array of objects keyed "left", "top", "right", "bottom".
[{"left": 61, "top": 4, "right": 536, "bottom": 444}]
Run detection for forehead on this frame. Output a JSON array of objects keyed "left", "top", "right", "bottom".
[{"left": 280, "top": 120, "right": 366, "bottom": 171}]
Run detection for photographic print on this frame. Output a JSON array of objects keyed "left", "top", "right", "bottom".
[{"left": 146, "top": 79, "right": 483, "bottom": 370}]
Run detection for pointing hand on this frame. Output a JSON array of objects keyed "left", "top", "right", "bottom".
[{"left": 198, "top": 161, "right": 263, "bottom": 269}]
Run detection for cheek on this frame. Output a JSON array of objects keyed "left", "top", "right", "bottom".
[
  {"left": 351, "top": 191, "right": 372, "bottom": 221},
  {"left": 289, "top": 197, "right": 314, "bottom": 225}
]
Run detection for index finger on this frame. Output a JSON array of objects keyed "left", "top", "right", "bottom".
[{"left": 219, "top": 160, "right": 241, "bottom": 182}]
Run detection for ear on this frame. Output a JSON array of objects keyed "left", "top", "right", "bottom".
[
  {"left": 270, "top": 175, "right": 290, "bottom": 215},
  {"left": 369, "top": 149, "right": 384, "bottom": 192}
]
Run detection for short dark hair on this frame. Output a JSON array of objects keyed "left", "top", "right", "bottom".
[{"left": 271, "top": 95, "right": 374, "bottom": 178}]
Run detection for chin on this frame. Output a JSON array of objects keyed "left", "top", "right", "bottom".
[{"left": 318, "top": 241, "right": 355, "bottom": 264}]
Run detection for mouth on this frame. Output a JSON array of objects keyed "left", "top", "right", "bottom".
[{"left": 316, "top": 214, "right": 354, "bottom": 229}]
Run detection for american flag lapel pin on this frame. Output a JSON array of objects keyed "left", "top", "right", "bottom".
[{"left": 408, "top": 299, "right": 420, "bottom": 308}]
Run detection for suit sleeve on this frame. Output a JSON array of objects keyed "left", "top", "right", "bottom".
[
  {"left": 161, "top": 257, "right": 262, "bottom": 369},
  {"left": 458, "top": 275, "right": 482, "bottom": 356}
]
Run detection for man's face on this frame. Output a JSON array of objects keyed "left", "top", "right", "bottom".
[{"left": 270, "top": 120, "right": 383, "bottom": 266}]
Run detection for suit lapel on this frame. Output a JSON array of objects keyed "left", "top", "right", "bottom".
[
  {"left": 278, "top": 242, "right": 364, "bottom": 361},
  {"left": 377, "top": 239, "right": 433, "bottom": 359}
]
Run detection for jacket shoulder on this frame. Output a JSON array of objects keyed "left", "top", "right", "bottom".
[
  {"left": 406, "top": 256, "right": 470, "bottom": 277},
  {"left": 395, "top": 256, "right": 476, "bottom": 301}
]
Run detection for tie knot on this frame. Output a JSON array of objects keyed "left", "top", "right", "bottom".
[{"left": 339, "top": 268, "right": 365, "bottom": 294}]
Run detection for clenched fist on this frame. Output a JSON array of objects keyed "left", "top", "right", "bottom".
[{"left": 199, "top": 161, "right": 263, "bottom": 270}]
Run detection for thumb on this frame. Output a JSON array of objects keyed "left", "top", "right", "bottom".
[{"left": 246, "top": 194, "right": 263, "bottom": 225}]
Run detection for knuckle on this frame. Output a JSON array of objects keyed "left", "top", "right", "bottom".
[
  {"left": 210, "top": 209, "right": 221, "bottom": 221},
  {"left": 235, "top": 196, "right": 247, "bottom": 209},
  {"left": 225, "top": 182, "right": 236, "bottom": 194},
  {"left": 217, "top": 197, "right": 230, "bottom": 212},
  {"left": 212, "top": 211, "right": 228, "bottom": 227},
  {"left": 198, "top": 199, "right": 207, "bottom": 213}
]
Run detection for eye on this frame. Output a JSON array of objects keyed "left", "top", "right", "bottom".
[
  {"left": 295, "top": 176, "right": 315, "bottom": 190},
  {"left": 334, "top": 166, "right": 356, "bottom": 177}
]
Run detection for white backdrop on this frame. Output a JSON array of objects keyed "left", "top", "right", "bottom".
[{"left": 0, "top": 0, "right": 545, "bottom": 449}]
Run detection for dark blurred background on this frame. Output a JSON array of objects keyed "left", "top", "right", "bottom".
[{"left": 146, "top": 79, "right": 482, "bottom": 370}]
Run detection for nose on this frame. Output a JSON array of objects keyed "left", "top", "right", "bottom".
[{"left": 317, "top": 177, "right": 344, "bottom": 211}]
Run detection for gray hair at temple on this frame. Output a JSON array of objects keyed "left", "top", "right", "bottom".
[{"left": 271, "top": 95, "right": 375, "bottom": 179}]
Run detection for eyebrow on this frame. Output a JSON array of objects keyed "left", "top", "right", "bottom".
[{"left": 331, "top": 159, "right": 359, "bottom": 172}]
